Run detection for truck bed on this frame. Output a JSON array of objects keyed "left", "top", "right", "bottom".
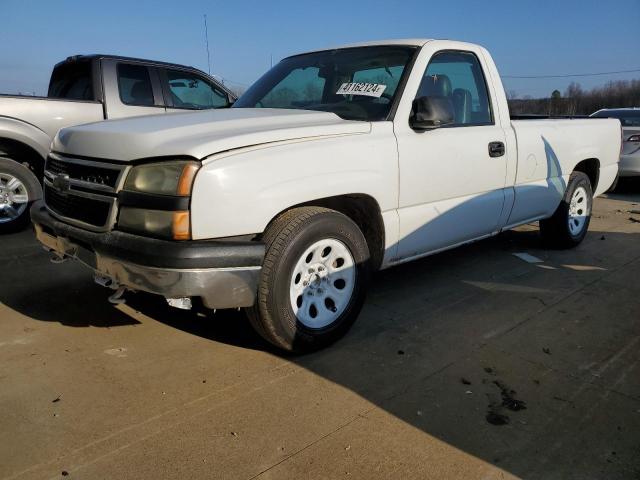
[
  {"left": 505, "top": 117, "right": 620, "bottom": 226},
  {"left": 0, "top": 95, "right": 104, "bottom": 139}
]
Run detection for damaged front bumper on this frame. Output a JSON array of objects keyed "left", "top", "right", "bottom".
[{"left": 30, "top": 201, "right": 265, "bottom": 309}]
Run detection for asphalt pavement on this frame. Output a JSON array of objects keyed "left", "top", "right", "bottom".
[{"left": 1, "top": 188, "right": 639, "bottom": 480}]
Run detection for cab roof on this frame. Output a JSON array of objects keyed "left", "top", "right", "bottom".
[
  {"left": 55, "top": 54, "right": 199, "bottom": 72},
  {"left": 287, "top": 39, "right": 434, "bottom": 58}
]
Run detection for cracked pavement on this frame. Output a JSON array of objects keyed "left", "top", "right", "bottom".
[{"left": 1, "top": 190, "right": 639, "bottom": 480}]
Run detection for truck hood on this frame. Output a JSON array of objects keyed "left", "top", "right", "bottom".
[{"left": 53, "top": 108, "right": 370, "bottom": 162}]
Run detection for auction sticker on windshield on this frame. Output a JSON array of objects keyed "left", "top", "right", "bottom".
[{"left": 337, "top": 82, "right": 387, "bottom": 98}]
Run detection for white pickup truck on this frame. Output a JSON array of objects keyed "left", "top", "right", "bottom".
[{"left": 31, "top": 39, "right": 621, "bottom": 352}]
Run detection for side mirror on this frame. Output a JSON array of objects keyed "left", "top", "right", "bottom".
[{"left": 410, "top": 96, "right": 455, "bottom": 131}]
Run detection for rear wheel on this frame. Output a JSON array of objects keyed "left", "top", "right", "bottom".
[
  {"left": 247, "top": 207, "right": 371, "bottom": 352},
  {"left": 540, "top": 171, "right": 593, "bottom": 248},
  {"left": 0, "top": 158, "right": 41, "bottom": 233}
]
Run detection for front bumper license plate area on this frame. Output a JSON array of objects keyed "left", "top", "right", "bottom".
[
  {"left": 33, "top": 223, "right": 260, "bottom": 309},
  {"left": 34, "top": 223, "right": 97, "bottom": 269}
]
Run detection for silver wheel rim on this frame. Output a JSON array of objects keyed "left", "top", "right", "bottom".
[
  {"left": 289, "top": 238, "right": 356, "bottom": 329},
  {"left": 0, "top": 173, "right": 29, "bottom": 224},
  {"left": 568, "top": 186, "right": 589, "bottom": 236}
]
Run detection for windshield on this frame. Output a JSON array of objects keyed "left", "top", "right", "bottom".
[
  {"left": 591, "top": 110, "right": 640, "bottom": 127},
  {"left": 233, "top": 46, "right": 417, "bottom": 121}
]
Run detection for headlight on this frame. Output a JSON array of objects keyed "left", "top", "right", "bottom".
[
  {"left": 118, "top": 160, "right": 200, "bottom": 240},
  {"left": 124, "top": 161, "right": 200, "bottom": 196}
]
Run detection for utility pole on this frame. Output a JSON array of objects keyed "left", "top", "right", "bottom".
[{"left": 203, "top": 14, "right": 211, "bottom": 75}]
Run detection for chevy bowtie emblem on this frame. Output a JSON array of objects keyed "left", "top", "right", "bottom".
[{"left": 52, "top": 173, "right": 71, "bottom": 194}]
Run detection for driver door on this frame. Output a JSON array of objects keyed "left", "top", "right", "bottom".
[{"left": 395, "top": 50, "right": 508, "bottom": 260}]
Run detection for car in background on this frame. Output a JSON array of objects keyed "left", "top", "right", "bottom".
[
  {"left": 591, "top": 108, "right": 640, "bottom": 186},
  {"left": 0, "top": 55, "right": 236, "bottom": 232}
]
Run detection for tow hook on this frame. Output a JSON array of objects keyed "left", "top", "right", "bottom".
[
  {"left": 108, "top": 287, "right": 127, "bottom": 305},
  {"left": 94, "top": 273, "right": 128, "bottom": 305},
  {"left": 94, "top": 273, "right": 116, "bottom": 289}
]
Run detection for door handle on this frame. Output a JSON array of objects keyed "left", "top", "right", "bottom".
[{"left": 488, "top": 141, "right": 505, "bottom": 158}]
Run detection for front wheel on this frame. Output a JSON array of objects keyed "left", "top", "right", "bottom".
[
  {"left": 0, "top": 158, "right": 42, "bottom": 233},
  {"left": 246, "top": 207, "right": 371, "bottom": 353},
  {"left": 540, "top": 171, "right": 593, "bottom": 248}
]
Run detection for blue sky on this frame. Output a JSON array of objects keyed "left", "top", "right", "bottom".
[{"left": 1, "top": 0, "right": 638, "bottom": 98}]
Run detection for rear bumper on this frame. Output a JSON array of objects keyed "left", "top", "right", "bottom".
[
  {"left": 619, "top": 153, "right": 640, "bottom": 177},
  {"left": 30, "top": 201, "right": 265, "bottom": 309}
]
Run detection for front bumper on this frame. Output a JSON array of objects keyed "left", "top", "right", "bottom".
[
  {"left": 619, "top": 153, "right": 640, "bottom": 177},
  {"left": 31, "top": 201, "right": 265, "bottom": 309}
]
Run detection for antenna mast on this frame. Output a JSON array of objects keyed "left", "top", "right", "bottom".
[{"left": 203, "top": 14, "right": 212, "bottom": 75}]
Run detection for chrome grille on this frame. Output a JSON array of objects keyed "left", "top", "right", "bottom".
[
  {"left": 46, "top": 157, "right": 120, "bottom": 189},
  {"left": 43, "top": 153, "right": 128, "bottom": 231}
]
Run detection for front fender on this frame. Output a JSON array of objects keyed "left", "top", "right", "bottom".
[
  {"left": 190, "top": 124, "right": 398, "bottom": 239},
  {"left": 0, "top": 117, "right": 51, "bottom": 159}
]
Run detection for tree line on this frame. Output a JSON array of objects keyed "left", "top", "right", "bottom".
[{"left": 507, "top": 79, "right": 640, "bottom": 116}]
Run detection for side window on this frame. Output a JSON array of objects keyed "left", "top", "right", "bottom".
[
  {"left": 261, "top": 67, "right": 325, "bottom": 108},
  {"left": 166, "top": 70, "right": 229, "bottom": 109},
  {"left": 117, "top": 64, "right": 155, "bottom": 106},
  {"left": 48, "top": 61, "right": 94, "bottom": 101},
  {"left": 416, "top": 51, "right": 493, "bottom": 126}
]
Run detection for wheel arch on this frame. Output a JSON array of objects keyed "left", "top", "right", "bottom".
[
  {"left": 263, "top": 193, "right": 386, "bottom": 271},
  {"left": 0, "top": 136, "right": 47, "bottom": 180},
  {"left": 573, "top": 158, "right": 600, "bottom": 192}
]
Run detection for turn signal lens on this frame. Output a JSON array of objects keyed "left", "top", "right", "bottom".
[
  {"left": 177, "top": 163, "right": 199, "bottom": 196},
  {"left": 172, "top": 211, "right": 191, "bottom": 240}
]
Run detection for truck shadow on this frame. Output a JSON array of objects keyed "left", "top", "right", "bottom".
[
  {"left": 128, "top": 223, "right": 640, "bottom": 479},
  {"left": 2, "top": 215, "right": 638, "bottom": 478},
  {"left": 608, "top": 176, "right": 640, "bottom": 196},
  {"left": 0, "top": 230, "right": 139, "bottom": 328},
  {"left": 1, "top": 136, "right": 638, "bottom": 477}
]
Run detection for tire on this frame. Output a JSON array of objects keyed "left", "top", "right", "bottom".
[
  {"left": 0, "top": 157, "right": 42, "bottom": 234},
  {"left": 246, "top": 206, "right": 371, "bottom": 353},
  {"left": 540, "top": 171, "right": 593, "bottom": 249}
]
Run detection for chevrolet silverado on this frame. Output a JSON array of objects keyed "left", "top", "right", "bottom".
[{"left": 31, "top": 39, "right": 621, "bottom": 352}]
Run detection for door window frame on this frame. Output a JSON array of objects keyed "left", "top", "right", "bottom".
[
  {"left": 159, "top": 68, "right": 231, "bottom": 110},
  {"left": 115, "top": 62, "right": 164, "bottom": 108},
  {"left": 414, "top": 49, "right": 495, "bottom": 128}
]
